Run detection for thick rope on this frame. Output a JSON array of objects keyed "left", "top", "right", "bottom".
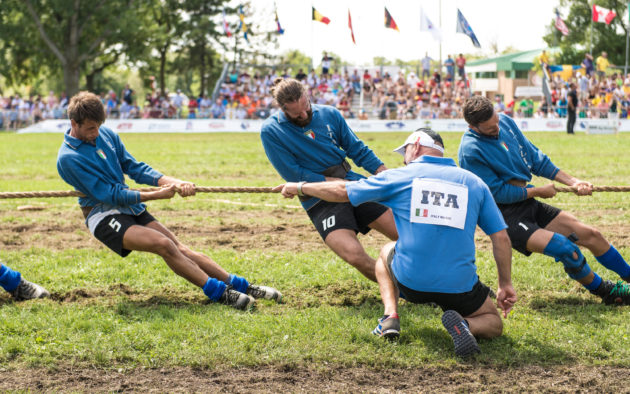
[
  {"left": 0, "top": 186, "right": 274, "bottom": 199},
  {"left": 554, "top": 186, "right": 630, "bottom": 193},
  {"left": 1, "top": 185, "right": 630, "bottom": 199}
]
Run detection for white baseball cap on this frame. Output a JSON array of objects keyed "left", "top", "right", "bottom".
[{"left": 393, "top": 130, "right": 444, "bottom": 156}]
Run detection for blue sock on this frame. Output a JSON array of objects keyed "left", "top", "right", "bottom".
[
  {"left": 0, "top": 264, "right": 21, "bottom": 293},
  {"left": 584, "top": 272, "right": 603, "bottom": 292},
  {"left": 202, "top": 278, "right": 226, "bottom": 301},
  {"left": 228, "top": 274, "right": 249, "bottom": 293},
  {"left": 596, "top": 245, "right": 630, "bottom": 279}
]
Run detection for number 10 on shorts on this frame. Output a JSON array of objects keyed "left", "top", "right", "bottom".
[{"left": 322, "top": 215, "right": 336, "bottom": 231}]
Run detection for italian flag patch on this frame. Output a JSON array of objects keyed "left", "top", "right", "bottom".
[
  {"left": 501, "top": 142, "right": 509, "bottom": 152},
  {"left": 96, "top": 149, "right": 107, "bottom": 160},
  {"left": 304, "top": 130, "right": 315, "bottom": 140}
]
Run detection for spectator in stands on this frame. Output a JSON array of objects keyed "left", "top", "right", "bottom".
[
  {"left": 321, "top": 52, "right": 332, "bottom": 75},
  {"left": 582, "top": 53, "right": 594, "bottom": 77},
  {"left": 421, "top": 52, "right": 433, "bottom": 80},
  {"left": 596, "top": 52, "right": 610, "bottom": 80},
  {"left": 295, "top": 68, "right": 307, "bottom": 81},
  {"left": 456, "top": 54, "right": 467, "bottom": 80},
  {"left": 172, "top": 90, "right": 185, "bottom": 118},
  {"left": 210, "top": 98, "right": 225, "bottom": 119},
  {"left": 444, "top": 55, "right": 455, "bottom": 82}
]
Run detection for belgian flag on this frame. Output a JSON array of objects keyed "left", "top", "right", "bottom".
[
  {"left": 312, "top": 7, "right": 331, "bottom": 25},
  {"left": 384, "top": 7, "right": 399, "bottom": 31}
]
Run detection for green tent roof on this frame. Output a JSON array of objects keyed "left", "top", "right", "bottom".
[{"left": 467, "top": 48, "right": 558, "bottom": 71}]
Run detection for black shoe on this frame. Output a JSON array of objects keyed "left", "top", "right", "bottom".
[
  {"left": 441, "top": 310, "right": 480, "bottom": 357},
  {"left": 219, "top": 285, "right": 255, "bottom": 310},
  {"left": 10, "top": 279, "right": 50, "bottom": 301},
  {"left": 596, "top": 280, "right": 630, "bottom": 305}
]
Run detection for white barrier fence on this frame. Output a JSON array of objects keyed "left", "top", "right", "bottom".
[{"left": 17, "top": 118, "right": 630, "bottom": 134}]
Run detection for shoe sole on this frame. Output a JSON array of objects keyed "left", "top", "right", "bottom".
[
  {"left": 381, "top": 329, "right": 400, "bottom": 341},
  {"left": 441, "top": 310, "right": 480, "bottom": 357}
]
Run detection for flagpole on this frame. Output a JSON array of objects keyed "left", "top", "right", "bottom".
[
  {"left": 590, "top": 14, "right": 593, "bottom": 55},
  {"left": 311, "top": 3, "right": 315, "bottom": 72},
  {"left": 439, "top": 0, "right": 442, "bottom": 69},
  {"left": 626, "top": 2, "right": 629, "bottom": 76}
]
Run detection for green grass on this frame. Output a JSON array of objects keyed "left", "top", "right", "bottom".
[{"left": 1, "top": 131, "right": 630, "bottom": 369}]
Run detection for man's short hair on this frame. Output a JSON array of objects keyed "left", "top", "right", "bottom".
[
  {"left": 415, "top": 127, "right": 444, "bottom": 149},
  {"left": 463, "top": 96, "right": 494, "bottom": 126},
  {"left": 270, "top": 78, "right": 307, "bottom": 108},
  {"left": 68, "top": 91, "right": 106, "bottom": 125}
]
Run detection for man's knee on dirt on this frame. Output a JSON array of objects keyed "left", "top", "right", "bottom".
[{"left": 543, "top": 233, "right": 591, "bottom": 280}]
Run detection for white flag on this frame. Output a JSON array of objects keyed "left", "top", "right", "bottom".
[{"left": 420, "top": 7, "right": 442, "bottom": 41}]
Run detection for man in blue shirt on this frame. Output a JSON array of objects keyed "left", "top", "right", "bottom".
[
  {"left": 0, "top": 261, "right": 49, "bottom": 301},
  {"left": 459, "top": 95, "right": 630, "bottom": 305},
  {"left": 274, "top": 129, "right": 516, "bottom": 358},
  {"left": 261, "top": 78, "right": 397, "bottom": 282},
  {"left": 57, "top": 91, "right": 281, "bottom": 310},
  {"left": 444, "top": 55, "right": 455, "bottom": 82}
]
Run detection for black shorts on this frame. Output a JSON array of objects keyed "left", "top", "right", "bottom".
[
  {"left": 497, "top": 198, "right": 561, "bottom": 256},
  {"left": 306, "top": 200, "right": 389, "bottom": 241},
  {"left": 397, "top": 279, "right": 490, "bottom": 317},
  {"left": 92, "top": 210, "right": 156, "bottom": 257}
]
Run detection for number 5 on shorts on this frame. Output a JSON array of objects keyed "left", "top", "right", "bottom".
[
  {"left": 322, "top": 215, "right": 336, "bottom": 231},
  {"left": 109, "top": 218, "right": 122, "bottom": 232}
]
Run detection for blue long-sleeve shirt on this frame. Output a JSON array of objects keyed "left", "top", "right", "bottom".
[
  {"left": 457, "top": 113, "right": 560, "bottom": 204},
  {"left": 57, "top": 126, "right": 163, "bottom": 222},
  {"left": 261, "top": 104, "right": 384, "bottom": 210}
]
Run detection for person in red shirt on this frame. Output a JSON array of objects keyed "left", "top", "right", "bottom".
[{"left": 456, "top": 54, "right": 467, "bottom": 80}]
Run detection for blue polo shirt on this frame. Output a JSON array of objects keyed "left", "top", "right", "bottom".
[
  {"left": 346, "top": 156, "right": 506, "bottom": 293},
  {"left": 57, "top": 126, "right": 163, "bottom": 224},
  {"left": 458, "top": 113, "right": 560, "bottom": 204},
  {"left": 261, "top": 104, "right": 384, "bottom": 210}
]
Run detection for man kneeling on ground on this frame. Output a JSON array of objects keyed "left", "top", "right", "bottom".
[{"left": 275, "top": 129, "right": 517, "bottom": 357}]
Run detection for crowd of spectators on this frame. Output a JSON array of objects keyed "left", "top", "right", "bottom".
[
  {"left": 2, "top": 51, "right": 630, "bottom": 129},
  {"left": 508, "top": 52, "right": 630, "bottom": 120}
]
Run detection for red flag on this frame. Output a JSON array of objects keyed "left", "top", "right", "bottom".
[
  {"left": 555, "top": 10, "right": 569, "bottom": 36},
  {"left": 348, "top": 9, "right": 356, "bottom": 44},
  {"left": 592, "top": 4, "right": 616, "bottom": 24},
  {"left": 384, "top": 7, "right": 399, "bottom": 31}
]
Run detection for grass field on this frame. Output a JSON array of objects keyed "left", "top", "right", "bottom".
[{"left": 1, "top": 131, "right": 630, "bottom": 391}]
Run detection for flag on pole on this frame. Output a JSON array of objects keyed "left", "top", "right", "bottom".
[
  {"left": 420, "top": 7, "right": 442, "bottom": 41},
  {"left": 456, "top": 9, "right": 481, "bottom": 48},
  {"left": 275, "top": 11, "right": 284, "bottom": 34},
  {"left": 238, "top": 5, "right": 249, "bottom": 42},
  {"left": 384, "top": 7, "right": 399, "bottom": 31},
  {"left": 592, "top": 4, "right": 616, "bottom": 24},
  {"left": 222, "top": 9, "right": 232, "bottom": 37},
  {"left": 312, "top": 7, "right": 331, "bottom": 25},
  {"left": 348, "top": 9, "right": 356, "bottom": 44},
  {"left": 555, "top": 9, "right": 569, "bottom": 36}
]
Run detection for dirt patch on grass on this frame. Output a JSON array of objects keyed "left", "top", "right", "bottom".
[
  {"left": 0, "top": 208, "right": 390, "bottom": 253},
  {"left": 1, "top": 364, "right": 629, "bottom": 392}
]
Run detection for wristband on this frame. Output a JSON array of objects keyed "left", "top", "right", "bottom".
[{"left": 296, "top": 181, "right": 306, "bottom": 197}]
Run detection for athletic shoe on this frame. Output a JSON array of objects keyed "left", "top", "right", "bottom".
[
  {"left": 596, "top": 280, "right": 630, "bottom": 305},
  {"left": 246, "top": 284, "right": 282, "bottom": 302},
  {"left": 219, "top": 285, "right": 255, "bottom": 310},
  {"left": 441, "top": 310, "right": 480, "bottom": 357},
  {"left": 371, "top": 314, "right": 400, "bottom": 340},
  {"left": 10, "top": 279, "right": 50, "bottom": 301}
]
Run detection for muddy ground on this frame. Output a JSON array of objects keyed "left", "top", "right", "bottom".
[
  {"left": 2, "top": 205, "right": 630, "bottom": 392},
  {"left": 1, "top": 364, "right": 630, "bottom": 392}
]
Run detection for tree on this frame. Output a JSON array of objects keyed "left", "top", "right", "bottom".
[
  {"left": 543, "top": 0, "right": 628, "bottom": 66},
  {"left": 0, "top": 0, "right": 145, "bottom": 97}
]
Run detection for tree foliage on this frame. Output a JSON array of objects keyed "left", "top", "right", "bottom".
[
  {"left": 0, "top": 0, "right": 279, "bottom": 98},
  {"left": 543, "top": 0, "right": 628, "bottom": 66}
]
